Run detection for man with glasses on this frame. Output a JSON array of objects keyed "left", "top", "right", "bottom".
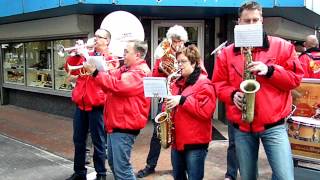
[{"left": 65, "top": 28, "right": 118, "bottom": 180}]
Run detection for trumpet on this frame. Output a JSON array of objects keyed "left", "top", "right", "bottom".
[
  {"left": 67, "top": 58, "right": 125, "bottom": 75},
  {"left": 57, "top": 38, "right": 96, "bottom": 58}
]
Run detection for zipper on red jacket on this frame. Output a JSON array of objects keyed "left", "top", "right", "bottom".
[{"left": 81, "top": 76, "right": 89, "bottom": 110}]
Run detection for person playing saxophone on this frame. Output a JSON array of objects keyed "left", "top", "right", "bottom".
[
  {"left": 165, "top": 44, "right": 216, "bottom": 180},
  {"left": 212, "top": 1, "right": 304, "bottom": 180},
  {"left": 137, "top": 25, "right": 189, "bottom": 178}
]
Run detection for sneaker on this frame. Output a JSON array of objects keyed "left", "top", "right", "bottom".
[
  {"left": 96, "top": 174, "right": 106, "bottom": 180},
  {"left": 65, "top": 173, "right": 87, "bottom": 180},
  {"left": 85, "top": 156, "right": 91, "bottom": 165},
  {"left": 136, "top": 166, "right": 155, "bottom": 178},
  {"left": 85, "top": 152, "right": 91, "bottom": 165}
]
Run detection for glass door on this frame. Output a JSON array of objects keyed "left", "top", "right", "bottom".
[{"left": 150, "top": 20, "right": 204, "bottom": 119}]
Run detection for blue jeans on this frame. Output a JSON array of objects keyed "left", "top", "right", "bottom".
[
  {"left": 225, "top": 123, "right": 238, "bottom": 180},
  {"left": 107, "top": 132, "right": 137, "bottom": 180},
  {"left": 171, "top": 148, "right": 208, "bottom": 180},
  {"left": 234, "top": 124, "right": 294, "bottom": 180},
  {"left": 73, "top": 107, "right": 106, "bottom": 176}
]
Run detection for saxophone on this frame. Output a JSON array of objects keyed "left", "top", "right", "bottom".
[
  {"left": 154, "top": 70, "right": 181, "bottom": 148},
  {"left": 240, "top": 48, "right": 260, "bottom": 123}
]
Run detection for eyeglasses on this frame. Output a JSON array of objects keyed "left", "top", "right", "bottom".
[
  {"left": 178, "top": 59, "right": 189, "bottom": 65},
  {"left": 95, "top": 35, "right": 107, "bottom": 39}
]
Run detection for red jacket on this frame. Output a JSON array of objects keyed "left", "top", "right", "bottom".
[
  {"left": 298, "top": 47, "right": 320, "bottom": 78},
  {"left": 65, "top": 55, "right": 105, "bottom": 111},
  {"left": 212, "top": 36, "right": 304, "bottom": 132},
  {"left": 152, "top": 58, "right": 168, "bottom": 77},
  {"left": 65, "top": 51, "right": 119, "bottom": 111},
  {"left": 171, "top": 69, "right": 216, "bottom": 151},
  {"left": 94, "top": 59, "right": 151, "bottom": 133}
]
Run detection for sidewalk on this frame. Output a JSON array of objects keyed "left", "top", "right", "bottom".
[{"left": 0, "top": 105, "right": 273, "bottom": 179}]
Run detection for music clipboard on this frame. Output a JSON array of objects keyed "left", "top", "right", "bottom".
[{"left": 143, "top": 77, "right": 168, "bottom": 98}]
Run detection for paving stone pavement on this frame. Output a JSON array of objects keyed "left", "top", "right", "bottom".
[{"left": 1, "top": 105, "right": 320, "bottom": 179}]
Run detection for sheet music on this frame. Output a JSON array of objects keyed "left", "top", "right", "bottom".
[
  {"left": 234, "top": 24, "right": 263, "bottom": 47},
  {"left": 143, "top": 77, "right": 168, "bottom": 97},
  {"left": 86, "top": 56, "right": 108, "bottom": 72}
]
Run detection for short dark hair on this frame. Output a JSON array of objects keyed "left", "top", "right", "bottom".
[
  {"left": 129, "top": 40, "right": 148, "bottom": 59},
  {"left": 176, "top": 44, "right": 201, "bottom": 66},
  {"left": 238, "top": 1, "right": 262, "bottom": 17}
]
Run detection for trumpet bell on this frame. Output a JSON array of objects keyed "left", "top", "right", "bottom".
[
  {"left": 67, "top": 64, "right": 84, "bottom": 71},
  {"left": 57, "top": 44, "right": 66, "bottom": 57}
]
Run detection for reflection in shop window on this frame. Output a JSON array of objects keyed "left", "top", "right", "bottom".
[
  {"left": 2, "top": 43, "right": 25, "bottom": 85},
  {"left": 25, "top": 41, "right": 53, "bottom": 88}
]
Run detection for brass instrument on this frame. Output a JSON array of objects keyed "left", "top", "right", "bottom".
[
  {"left": 154, "top": 39, "right": 179, "bottom": 75},
  {"left": 155, "top": 69, "right": 181, "bottom": 148},
  {"left": 57, "top": 38, "right": 96, "bottom": 58},
  {"left": 240, "top": 48, "right": 260, "bottom": 123}
]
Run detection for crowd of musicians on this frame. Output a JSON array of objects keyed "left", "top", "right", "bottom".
[{"left": 64, "top": 1, "right": 320, "bottom": 180}]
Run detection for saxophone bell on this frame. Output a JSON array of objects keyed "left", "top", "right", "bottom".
[{"left": 240, "top": 79, "right": 260, "bottom": 94}]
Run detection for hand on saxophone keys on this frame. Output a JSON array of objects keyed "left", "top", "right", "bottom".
[
  {"left": 247, "top": 61, "right": 268, "bottom": 76},
  {"left": 233, "top": 91, "right": 244, "bottom": 110},
  {"left": 166, "top": 95, "right": 181, "bottom": 109}
]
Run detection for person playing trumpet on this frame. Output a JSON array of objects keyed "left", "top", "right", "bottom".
[
  {"left": 212, "top": 1, "right": 304, "bottom": 180},
  {"left": 84, "top": 40, "right": 151, "bottom": 180},
  {"left": 65, "top": 28, "right": 118, "bottom": 180},
  {"left": 165, "top": 44, "right": 216, "bottom": 180}
]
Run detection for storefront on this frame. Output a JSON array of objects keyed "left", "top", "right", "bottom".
[{"left": 0, "top": 0, "right": 320, "bottom": 118}]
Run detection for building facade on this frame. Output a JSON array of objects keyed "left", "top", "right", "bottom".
[{"left": 0, "top": 0, "right": 320, "bottom": 118}]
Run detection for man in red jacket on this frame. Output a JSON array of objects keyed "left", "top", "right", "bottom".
[
  {"left": 84, "top": 40, "right": 151, "bottom": 180},
  {"left": 212, "top": 1, "right": 304, "bottom": 180},
  {"left": 66, "top": 29, "right": 118, "bottom": 180},
  {"left": 299, "top": 35, "right": 320, "bottom": 78}
]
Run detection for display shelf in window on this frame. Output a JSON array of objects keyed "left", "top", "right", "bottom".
[
  {"left": 25, "top": 41, "right": 53, "bottom": 89},
  {"left": 54, "top": 39, "right": 78, "bottom": 91},
  {"left": 2, "top": 43, "right": 25, "bottom": 85}
]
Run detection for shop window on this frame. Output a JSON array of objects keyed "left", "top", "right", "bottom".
[
  {"left": 25, "top": 41, "right": 53, "bottom": 88},
  {"left": 53, "top": 39, "right": 78, "bottom": 91},
  {"left": 2, "top": 43, "right": 25, "bottom": 85}
]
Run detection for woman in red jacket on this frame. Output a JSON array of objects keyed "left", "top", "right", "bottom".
[{"left": 165, "top": 44, "right": 216, "bottom": 180}]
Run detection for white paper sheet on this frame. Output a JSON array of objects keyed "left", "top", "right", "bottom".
[
  {"left": 234, "top": 24, "right": 263, "bottom": 47},
  {"left": 86, "top": 56, "right": 108, "bottom": 72},
  {"left": 143, "top": 77, "right": 168, "bottom": 97}
]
